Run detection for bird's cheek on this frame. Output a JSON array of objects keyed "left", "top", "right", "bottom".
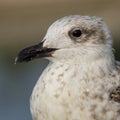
[{"left": 51, "top": 49, "right": 68, "bottom": 60}]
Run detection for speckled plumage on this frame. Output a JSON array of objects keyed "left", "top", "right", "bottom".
[{"left": 28, "top": 15, "right": 120, "bottom": 120}]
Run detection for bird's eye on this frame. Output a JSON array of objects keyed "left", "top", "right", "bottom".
[{"left": 69, "top": 28, "right": 82, "bottom": 39}]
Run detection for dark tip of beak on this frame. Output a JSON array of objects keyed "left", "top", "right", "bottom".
[{"left": 15, "top": 41, "right": 57, "bottom": 63}]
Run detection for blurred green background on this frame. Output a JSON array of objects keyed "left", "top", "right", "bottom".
[{"left": 0, "top": 0, "right": 120, "bottom": 120}]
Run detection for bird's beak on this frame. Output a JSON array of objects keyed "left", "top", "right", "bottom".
[{"left": 15, "top": 41, "right": 57, "bottom": 63}]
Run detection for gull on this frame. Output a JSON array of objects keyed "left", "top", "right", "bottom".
[{"left": 16, "top": 15, "right": 120, "bottom": 120}]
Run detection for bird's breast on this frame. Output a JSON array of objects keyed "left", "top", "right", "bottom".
[{"left": 30, "top": 62, "right": 120, "bottom": 120}]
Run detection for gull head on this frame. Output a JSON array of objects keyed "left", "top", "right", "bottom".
[{"left": 15, "top": 15, "right": 113, "bottom": 63}]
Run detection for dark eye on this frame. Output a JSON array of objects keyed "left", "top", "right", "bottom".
[{"left": 69, "top": 28, "right": 82, "bottom": 39}]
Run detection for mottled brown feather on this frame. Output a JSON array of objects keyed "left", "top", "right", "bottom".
[{"left": 110, "top": 86, "right": 120, "bottom": 103}]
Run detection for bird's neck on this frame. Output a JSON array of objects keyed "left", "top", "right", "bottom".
[{"left": 52, "top": 48, "right": 115, "bottom": 78}]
